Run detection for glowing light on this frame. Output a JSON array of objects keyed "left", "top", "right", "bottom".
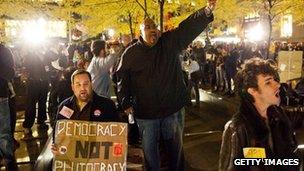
[
  {"left": 246, "top": 23, "right": 264, "bottom": 42},
  {"left": 22, "top": 18, "right": 46, "bottom": 44},
  {"left": 5, "top": 19, "right": 67, "bottom": 42},
  {"left": 108, "top": 29, "right": 115, "bottom": 37}
]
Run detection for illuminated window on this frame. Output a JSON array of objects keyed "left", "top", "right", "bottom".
[{"left": 281, "top": 14, "right": 292, "bottom": 38}]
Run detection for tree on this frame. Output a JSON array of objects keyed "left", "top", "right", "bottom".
[
  {"left": 1, "top": 0, "right": 302, "bottom": 43},
  {"left": 291, "top": 0, "right": 304, "bottom": 25},
  {"left": 238, "top": 0, "right": 300, "bottom": 58}
]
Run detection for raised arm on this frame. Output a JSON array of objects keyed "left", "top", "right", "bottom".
[{"left": 163, "top": 0, "right": 217, "bottom": 51}]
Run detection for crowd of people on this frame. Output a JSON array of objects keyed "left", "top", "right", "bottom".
[
  {"left": 1, "top": 0, "right": 304, "bottom": 170},
  {"left": 179, "top": 40, "right": 304, "bottom": 106}
]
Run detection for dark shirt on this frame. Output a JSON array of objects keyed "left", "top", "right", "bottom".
[
  {"left": 69, "top": 97, "right": 91, "bottom": 121},
  {"left": 0, "top": 44, "right": 15, "bottom": 98}
]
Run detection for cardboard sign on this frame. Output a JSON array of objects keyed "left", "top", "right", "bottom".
[
  {"left": 53, "top": 120, "right": 128, "bottom": 171},
  {"left": 278, "top": 51, "right": 303, "bottom": 83}
]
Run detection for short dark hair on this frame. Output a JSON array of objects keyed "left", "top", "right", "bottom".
[
  {"left": 71, "top": 69, "right": 92, "bottom": 84},
  {"left": 235, "top": 58, "right": 279, "bottom": 102},
  {"left": 91, "top": 40, "right": 106, "bottom": 56}
]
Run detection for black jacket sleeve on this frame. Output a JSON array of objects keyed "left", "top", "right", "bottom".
[
  {"left": 163, "top": 7, "right": 214, "bottom": 52},
  {"left": 52, "top": 98, "right": 69, "bottom": 142},
  {"left": 219, "top": 121, "right": 247, "bottom": 171},
  {"left": 116, "top": 49, "right": 133, "bottom": 111},
  {"left": 103, "top": 98, "right": 120, "bottom": 122}
]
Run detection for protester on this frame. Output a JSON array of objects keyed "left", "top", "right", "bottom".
[
  {"left": 51, "top": 69, "right": 119, "bottom": 155},
  {"left": 219, "top": 58, "right": 302, "bottom": 171},
  {"left": 0, "top": 43, "right": 17, "bottom": 170},
  {"left": 116, "top": 0, "right": 217, "bottom": 170},
  {"left": 183, "top": 57, "right": 200, "bottom": 106},
  {"left": 87, "top": 40, "right": 117, "bottom": 98}
]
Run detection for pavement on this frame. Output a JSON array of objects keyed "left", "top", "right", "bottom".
[{"left": 1, "top": 88, "right": 303, "bottom": 171}]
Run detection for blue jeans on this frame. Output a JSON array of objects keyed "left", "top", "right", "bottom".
[
  {"left": 0, "top": 98, "right": 14, "bottom": 161},
  {"left": 136, "top": 108, "right": 185, "bottom": 171}
]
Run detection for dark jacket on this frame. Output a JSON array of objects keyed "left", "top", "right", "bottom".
[
  {"left": 224, "top": 49, "right": 239, "bottom": 78},
  {"left": 116, "top": 8, "right": 213, "bottom": 119},
  {"left": 0, "top": 44, "right": 15, "bottom": 98},
  {"left": 219, "top": 98, "right": 300, "bottom": 171},
  {"left": 55, "top": 92, "right": 119, "bottom": 122}
]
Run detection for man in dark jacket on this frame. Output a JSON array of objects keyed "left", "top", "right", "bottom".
[
  {"left": 116, "top": 1, "right": 216, "bottom": 170},
  {"left": 223, "top": 45, "right": 239, "bottom": 96},
  {"left": 0, "top": 44, "right": 17, "bottom": 170},
  {"left": 51, "top": 69, "right": 119, "bottom": 155},
  {"left": 219, "top": 58, "right": 301, "bottom": 171}
]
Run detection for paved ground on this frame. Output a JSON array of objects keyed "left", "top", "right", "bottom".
[{"left": 1, "top": 89, "right": 303, "bottom": 171}]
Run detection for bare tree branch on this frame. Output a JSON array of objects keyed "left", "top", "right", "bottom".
[{"left": 134, "top": 0, "right": 149, "bottom": 18}]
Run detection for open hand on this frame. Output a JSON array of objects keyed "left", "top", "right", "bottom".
[{"left": 51, "top": 143, "right": 60, "bottom": 156}]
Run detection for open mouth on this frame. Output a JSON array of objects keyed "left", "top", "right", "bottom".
[{"left": 80, "top": 92, "right": 87, "bottom": 96}]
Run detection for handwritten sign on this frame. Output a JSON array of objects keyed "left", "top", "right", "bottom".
[
  {"left": 53, "top": 120, "right": 128, "bottom": 171},
  {"left": 278, "top": 51, "right": 303, "bottom": 83}
]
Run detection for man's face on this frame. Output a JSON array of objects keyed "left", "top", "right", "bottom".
[
  {"left": 99, "top": 49, "right": 106, "bottom": 58},
  {"left": 72, "top": 74, "right": 93, "bottom": 102},
  {"left": 140, "top": 18, "right": 159, "bottom": 46},
  {"left": 251, "top": 74, "right": 281, "bottom": 107}
]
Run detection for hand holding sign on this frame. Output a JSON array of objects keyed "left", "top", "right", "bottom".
[{"left": 51, "top": 143, "right": 60, "bottom": 156}]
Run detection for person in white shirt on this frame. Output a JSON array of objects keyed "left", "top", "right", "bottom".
[
  {"left": 87, "top": 40, "right": 117, "bottom": 98},
  {"left": 183, "top": 58, "right": 200, "bottom": 106}
]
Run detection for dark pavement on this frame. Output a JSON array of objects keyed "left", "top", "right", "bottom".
[{"left": 1, "top": 89, "right": 303, "bottom": 171}]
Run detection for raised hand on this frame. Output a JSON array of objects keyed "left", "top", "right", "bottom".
[{"left": 207, "top": 0, "right": 217, "bottom": 11}]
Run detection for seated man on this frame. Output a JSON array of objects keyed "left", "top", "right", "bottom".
[
  {"left": 219, "top": 58, "right": 302, "bottom": 171},
  {"left": 51, "top": 69, "right": 119, "bottom": 154}
]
